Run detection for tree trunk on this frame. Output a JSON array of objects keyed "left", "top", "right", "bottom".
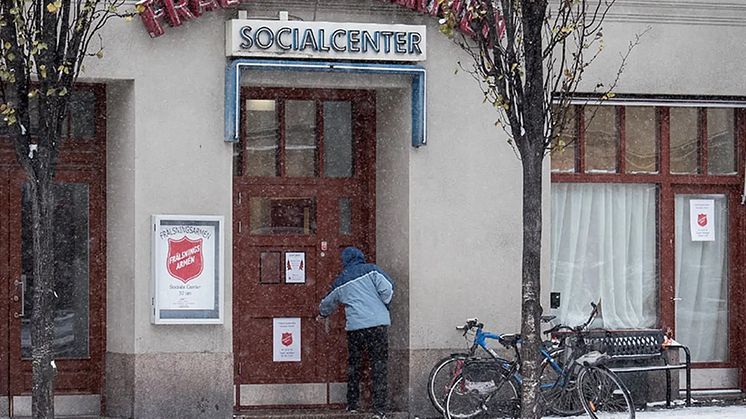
[
  {"left": 519, "top": 1, "right": 548, "bottom": 418},
  {"left": 29, "top": 176, "right": 57, "bottom": 419},
  {"left": 518, "top": 149, "right": 543, "bottom": 419}
]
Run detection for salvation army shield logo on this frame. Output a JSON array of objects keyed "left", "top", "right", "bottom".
[
  {"left": 282, "top": 332, "right": 293, "bottom": 347},
  {"left": 697, "top": 213, "right": 708, "bottom": 227},
  {"left": 167, "top": 237, "right": 204, "bottom": 283}
]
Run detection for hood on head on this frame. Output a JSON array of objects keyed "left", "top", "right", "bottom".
[{"left": 341, "top": 246, "right": 365, "bottom": 268}]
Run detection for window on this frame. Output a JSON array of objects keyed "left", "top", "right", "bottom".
[
  {"left": 235, "top": 91, "right": 357, "bottom": 179},
  {"left": 551, "top": 183, "right": 658, "bottom": 328},
  {"left": 551, "top": 103, "right": 742, "bottom": 344},
  {"left": 0, "top": 86, "right": 101, "bottom": 142}
]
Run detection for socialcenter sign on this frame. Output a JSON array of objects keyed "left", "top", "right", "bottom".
[{"left": 226, "top": 19, "right": 427, "bottom": 62}]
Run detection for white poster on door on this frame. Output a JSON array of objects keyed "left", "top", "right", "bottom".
[
  {"left": 690, "top": 199, "right": 715, "bottom": 241},
  {"left": 285, "top": 252, "right": 306, "bottom": 284},
  {"left": 273, "top": 317, "right": 301, "bottom": 362}
]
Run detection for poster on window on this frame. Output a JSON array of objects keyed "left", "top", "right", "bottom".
[
  {"left": 273, "top": 317, "right": 301, "bottom": 362},
  {"left": 690, "top": 199, "right": 715, "bottom": 242},
  {"left": 152, "top": 215, "right": 224, "bottom": 324},
  {"left": 285, "top": 252, "right": 306, "bottom": 284}
]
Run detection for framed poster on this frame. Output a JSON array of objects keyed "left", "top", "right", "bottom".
[{"left": 151, "top": 215, "right": 224, "bottom": 324}]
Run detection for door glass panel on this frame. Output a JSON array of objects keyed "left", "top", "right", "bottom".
[
  {"left": 584, "top": 106, "right": 618, "bottom": 173},
  {"left": 260, "top": 251, "right": 281, "bottom": 284},
  {"left": 707, "top": 108, "right": 736, "bottom": 175},
  {"left": 675, "top": 194, "right": 728, "bottom": 362},
  {"left": 70, "top": 89, "right": 97, "bottom": 140},
  {"left": 250, "top": 197, "right": 317, "bottom": 235},
  {"left": 285, "top": 100, "right": 317, "bottom": 177},
  {"left": 324, "top": 101, "right": 353, "bottom": 178},
  {"left": 244, "top": 99, "right": 279, "bottom": 177},
  {"left": 339, "top": 197, "right": 352, "bottom": 235},
  {"left": 21, "top": 183, "right": 90, "bottom": 359},
  {"left": 625, "top": 106, "right": 658, "bottom": 173},
  {"left": 550, "top": 106, "right": 577, "bottom": 173},
  {"left": 670, "top": 108, "right": 700, "bottom": 174}
]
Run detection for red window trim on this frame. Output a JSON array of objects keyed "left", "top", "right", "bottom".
[{"left": 551, "top": 104, "right": 745, "bottom": 369}]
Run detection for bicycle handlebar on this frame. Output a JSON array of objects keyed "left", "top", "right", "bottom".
[
  {"left": 543, "top": 301, "right": 600, "bottom": 336},
  {"left": 456, "top": 318, "right": 483, "bottom": 336}
]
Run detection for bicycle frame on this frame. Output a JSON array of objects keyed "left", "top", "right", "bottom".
[{"left": 470, "top": 324, "right": 573, "bottom": 392}]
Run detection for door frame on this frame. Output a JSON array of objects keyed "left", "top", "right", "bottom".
[
  {"left": 661, "top": 183, "right": 744, "bottom": 372},
  {"left": 0, "top": 83, "right": 107, "bottom": 402},
  {"left": 232, "top": 86, "right": 377, "bottom": 407},
  {"left": 6, "top": 168, "right": 107, "bottom": 394}
]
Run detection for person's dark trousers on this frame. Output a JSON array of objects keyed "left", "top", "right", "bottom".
[{"left": 346, "top": 325, "right": 389, "bottom": 414}]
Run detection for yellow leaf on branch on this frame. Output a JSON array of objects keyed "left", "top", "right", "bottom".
[{"left": 47, "top": 0, "right": 62, "bottom": 13}]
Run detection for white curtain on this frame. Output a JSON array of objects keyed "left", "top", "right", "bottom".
[
  {"left": 675, "top": 195, "right": 729, "bottom": 362},
  {"left": 551, "top": 183, "right": 657, "bottom": 329}
]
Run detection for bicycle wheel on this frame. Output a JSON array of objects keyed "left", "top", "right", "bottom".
[
  {"left": 428, "top": 354, "right": 471, "bottom": 414},
  {"left": 577, "top": 366, "right": 635, "bottom": 419},
  {"left": 445, "top": 362, "right": 519, "bottom": 419},
  {"left": 539, "top": 348, "right": 584, "bottom": 416}
]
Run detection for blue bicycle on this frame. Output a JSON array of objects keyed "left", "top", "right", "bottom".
[
  {"left": 441, "top": 303, "right": 633, "bottom": 419},
  {"left": 427, "top": 316, "right": 582, "bottom": 418}
]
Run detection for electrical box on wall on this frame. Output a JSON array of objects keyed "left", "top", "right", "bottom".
[{"left": 550, "top": 292, "right": 561, "bottom": 309}]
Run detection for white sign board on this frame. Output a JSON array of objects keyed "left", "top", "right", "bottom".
[
  {"left": 690, "top": 199, "right": 715, "bottom": 241},
  {"left": 285, "top": 252, "right": 306, "bottom": 284},
  {"left": 273, "top": 318, "right": 301, "bottom": 362},
  {"left": 152, "top": 215, "right": 224, "bottom": 324},
  {"left": 226, "top": 19, "right": 426, "bottom": 61}
]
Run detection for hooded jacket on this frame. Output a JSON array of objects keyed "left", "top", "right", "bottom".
[{"left": 319, "top": 247, "right": 394, "bottom": 331}]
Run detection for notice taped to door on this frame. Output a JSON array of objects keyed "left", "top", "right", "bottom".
[
  {"left": 273, "top": 317, "right": 301, "bottom": 362},
  {"left": 285, "top": 252, "right": 306, "bottom": 283},
  {"left": 690, "top": 199, "right": 715, "bottom": 242}
]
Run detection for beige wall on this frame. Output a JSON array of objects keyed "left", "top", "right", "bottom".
[{"left": 74, "top": 0, "right": 746, "bottom": 416}]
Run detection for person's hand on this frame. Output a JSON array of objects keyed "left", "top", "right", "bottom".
[{"left": 315, "top": 314, "right": 325, "bottom": 322}]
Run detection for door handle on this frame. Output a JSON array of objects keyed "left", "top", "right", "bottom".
[
  {"left": 671, "top": 297, "right": 682, "bottom": 301},
  {"left": 14, "top": 275, "right": 26, "bottom": 317}
]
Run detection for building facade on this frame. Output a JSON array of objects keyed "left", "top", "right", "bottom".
[{"left": 0, "top": 0, "right": 744, "bottom": 417}]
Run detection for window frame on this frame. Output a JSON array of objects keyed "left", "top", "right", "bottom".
[{"left": 551, "top": 103, "right": 745, "bottom": 368}]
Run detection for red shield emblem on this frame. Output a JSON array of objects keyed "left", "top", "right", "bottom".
[
  {"left": 697, "top": 213, "right": 708, "bottom": 227},
  {"left": 167, "top": 237, "right": 204, "bottom": 283},
  {"left": 281, "top": 332, "right": 293, "bottom": 347}
]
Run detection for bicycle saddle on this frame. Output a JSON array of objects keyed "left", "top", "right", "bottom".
[{"left": 499, "top": 334, "right": 521, "bottom": 347}]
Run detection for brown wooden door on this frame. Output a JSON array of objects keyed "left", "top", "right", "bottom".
[
  {"left": 1, "top": 169, "right": 9, "bottom": 411},
  {"left": 0, "top": 85, "right": 107, "bottom": 404},
  {"left": 233, "top": 88, "right": 375, "bottom": 405},
  {"left": 664, "top": 184, "right": 743, "bottom": 371},
  {"left": 5, "top": 169, "right": 106, "bottom": 395}
]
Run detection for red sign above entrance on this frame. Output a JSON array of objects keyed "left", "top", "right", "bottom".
[{"left": 136, "top": 0, "right": 238, "bottom": 38}]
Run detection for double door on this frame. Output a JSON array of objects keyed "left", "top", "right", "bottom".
[
  {"left": 233, "top": 88, "right": 376, "bottom": 407},
  {"left": 0, "top": 167, "right": 105, "bottom": 413}
]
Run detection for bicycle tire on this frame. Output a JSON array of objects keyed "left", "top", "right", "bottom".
[
  {"left": 427, "top": 354, "right": 471, "bottom": 415},
  {"left": 445, "top": 364, "right": 519, "bottom": 419},
  {"left": 539, "top": 347, "right": 584, "bottom": 416},
  {"left": 577, "top": 365, "right": 635, "bottom": 419}
]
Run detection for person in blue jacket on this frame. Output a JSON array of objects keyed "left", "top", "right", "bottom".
[{"left": 318, "top": 246, "right": 394, "bottom": 419}]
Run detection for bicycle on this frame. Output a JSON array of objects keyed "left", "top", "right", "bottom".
[
  {"left": 428, "top": 316, "right": 581, "bottom": 418},
  {"left": 546, "top": 308, "right": 636, "bottom": 419},
  {"left": 444, "top": 303, "right": 634, "bottom": 419}
]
